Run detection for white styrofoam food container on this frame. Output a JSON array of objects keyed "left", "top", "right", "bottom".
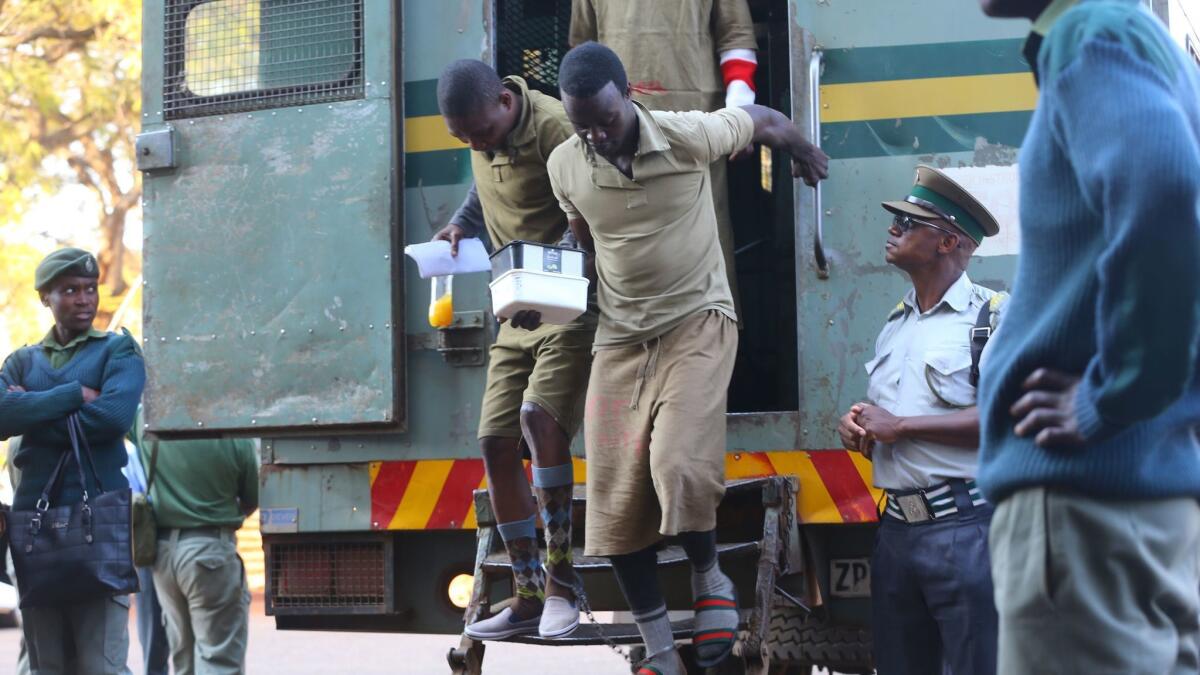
[{"left": 489, "top": 269, "right": 589, "bottom": 324}]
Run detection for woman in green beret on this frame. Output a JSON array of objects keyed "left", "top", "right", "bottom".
[{"left": 0, "top": 247, "right": 145, "bottom": 674}]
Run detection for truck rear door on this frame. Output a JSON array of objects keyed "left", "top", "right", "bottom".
[{"left": 138, "top": 0, "right": 403, "bottom": 434}]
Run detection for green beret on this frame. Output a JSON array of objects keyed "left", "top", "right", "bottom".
[{"left": 35, "top": 247, "right": 99, "bottom": 291}]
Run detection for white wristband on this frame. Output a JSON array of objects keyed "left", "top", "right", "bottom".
[{"left": 725, "top": 80, "right": 756, "bottom": 108}]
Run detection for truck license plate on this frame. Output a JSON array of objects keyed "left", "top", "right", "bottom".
[{"left": 830, "top": 558, "right": 871, "bottom": 597}]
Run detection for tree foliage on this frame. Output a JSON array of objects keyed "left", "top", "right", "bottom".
[{"left": 0, "top": 0, "right": 142, "bottom": 298}]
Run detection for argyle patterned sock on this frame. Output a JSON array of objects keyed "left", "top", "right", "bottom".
[
  {"left": 497, "top": 515, "right": 545, "bottom": 605},
  {"left": 532, "top": 463, "right": 575, "bottom": 590}
]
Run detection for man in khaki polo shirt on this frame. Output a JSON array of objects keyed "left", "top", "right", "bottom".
[
  {"left": 547, "top": 42, "right": 827, "bottom": 673},
  {"left": 432, "top": 60, "right": 596, "bottom": 640}
]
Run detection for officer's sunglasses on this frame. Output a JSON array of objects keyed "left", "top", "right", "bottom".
[{"left": 891, "top": 213, "right": 959, "bottom": 238}]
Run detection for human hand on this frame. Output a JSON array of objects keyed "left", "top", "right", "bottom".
[
  {"left": 508, "top": 310, "right": 543, "bottom": 331},
  {"left": 7, "top": 385, "right": 25, "bottom": 393},
  {"left": 1010, "top": 368, "right": 1084, "bottom": 449},
  {"left": 432, "top": 223, "right": 467, "bottom": 256},
  {"left": 81, "top": 385, "right": 100, "bottom": 403},
  {"left": 790, "top": 139, "right": 829, "bottom": 187},
  {"left": 838, "top": 406, "right": 869, "bottom": 455},
  {"left": 729, "top": 143, "right": 756, "bottom": 162},
  {"left": 857, "top": 403, "right": 905, "bottom": 446}
]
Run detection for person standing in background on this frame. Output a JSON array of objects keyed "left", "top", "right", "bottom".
[
  {"left": 124, "top": 411, "right": 170, "bottom": 675},
  {"left": 140, "top": 428, "right": 258, "bottom": 675},
  {"left": 570, "top": 0, "right": 760, "bottom": 316},
  {"left": 0, "top": 247, "right": 145, "bottom": 675}
]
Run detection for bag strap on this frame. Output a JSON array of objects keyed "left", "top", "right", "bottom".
[
  {"left": 36, "top": 449, "right": 72, "bottom": 512},
  {"left": 969, "top": 302, "right": 992, "bottom": 388},
  {"left": 67, "top": 414, "right": 104, "bottom": 495},
  {"left": 145, "top": 439, "right": 159, "bottom": 494}
]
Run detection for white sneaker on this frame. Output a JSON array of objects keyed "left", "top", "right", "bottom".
[
  {"left": 464, "top": 607, "right": 541, "bottom": 640},
  {"left": 538, "top": 595, "right": 580, "bottom": 638}
]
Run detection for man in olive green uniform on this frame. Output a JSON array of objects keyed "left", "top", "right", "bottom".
[
  {"left": 432, "top": 59, "right": 596, "bottom": 640},
  {"left": 140, "top": 419, "right": 258, "bottom": 675},
  {"left": 570, "top": 0, "right": 760, "bottom": 315}
]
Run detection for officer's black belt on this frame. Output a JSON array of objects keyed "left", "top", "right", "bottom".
[{"left": 884, "top": 478, "right": 986, "bottom": 523}]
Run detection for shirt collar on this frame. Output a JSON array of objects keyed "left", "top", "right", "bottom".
[
  {"left": 902, "top": 272, "right": 974, "bottom": 315},
  {"left": 498, "top": 75, "right": 537, "bottom": 152},
  {"left": 41, "top": 326, "right": 106, "bottom": 352},
  {"left": 631, "top": 101, "right": 671, "bottom": 156},
  {"left": 1024, "top": 0, "right": 1079, "bottom": 84}
]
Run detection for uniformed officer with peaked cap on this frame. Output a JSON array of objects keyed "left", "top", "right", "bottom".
[{"left": 838, "top": 165, "right": 1005, "bottom": 675}]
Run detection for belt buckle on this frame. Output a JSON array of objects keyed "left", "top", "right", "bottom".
[
  {"left": 895, "top": 493, "right": 933, "bottom": 523},
  {"left": 971, "top": 326, "right": 992, "bottom": 341}
]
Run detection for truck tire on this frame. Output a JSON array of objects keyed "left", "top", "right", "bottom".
[{"left": 767, "top": 607, "right": 873, "bottom": 674}]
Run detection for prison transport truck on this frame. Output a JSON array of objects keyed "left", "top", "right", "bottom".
[{"left": 135, "top": 0, "right": 1074, "bottom": 671}]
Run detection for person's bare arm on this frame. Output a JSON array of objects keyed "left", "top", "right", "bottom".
[
  {"left": 739, "top": 104, "right": 829, "bottom": 187},
  {"left": 855, "top": 403, "right": 980, "bottom": 449}
]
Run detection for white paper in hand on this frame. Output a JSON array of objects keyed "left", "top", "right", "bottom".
[{"left": 403, "top": 238, "right": 491, "bottom": 278}]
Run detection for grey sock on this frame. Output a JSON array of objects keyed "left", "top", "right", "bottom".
[{"left": 633, "top": 603, "right": 674, "bottom": 659}]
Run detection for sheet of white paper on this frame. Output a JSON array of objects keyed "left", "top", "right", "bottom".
[{"left": 403, "top": 238, "right": 491, "bottom": 278}]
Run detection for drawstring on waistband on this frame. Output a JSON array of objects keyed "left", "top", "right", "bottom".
[{"left": 629, "top": 337, "right": 662, "bottom": 410}]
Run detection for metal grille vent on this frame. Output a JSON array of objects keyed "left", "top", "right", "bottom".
[
  {"left": 495, "top": 0, "right": 572, "bottom": 97},
  {"left": 164, "top": 0, "right": 364, "bottom": 120},
  {"left": 268, "top": 541, "right": 389, "bottom": 612}
]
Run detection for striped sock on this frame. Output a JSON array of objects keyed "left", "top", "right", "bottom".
[
  {"left": 633, "top": 603, "right": 680, "bottom": 674},
  {"left": 691, "top": 563, "right": 738, "bottom": 666}
]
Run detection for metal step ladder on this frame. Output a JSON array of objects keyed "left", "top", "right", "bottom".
[{"left": 447, "top": 476, "right": 805, "bottom": 674}]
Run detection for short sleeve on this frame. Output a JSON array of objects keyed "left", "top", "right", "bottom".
[
  {"left": 661, "top": 108, "right": 755, "bottom": 165},
  {"left": 547, "top": 148, "right": 580, "bottom": 220}
]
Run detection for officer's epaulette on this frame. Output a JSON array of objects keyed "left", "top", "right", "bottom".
[
  {"left": 886, "top": 300, "right": 906, "bottom": 321},
  {"left": 989, "top": 292, "right": 1008, "bottom": 312}
]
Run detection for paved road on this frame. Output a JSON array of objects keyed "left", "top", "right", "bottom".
[{"left": 0, "top": 596, "right": 632, "bottom": 674}]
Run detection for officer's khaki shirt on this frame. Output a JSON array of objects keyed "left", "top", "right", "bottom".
[
  {"left": 569, "top": 0, "right": 757, "bottom": 112},
  {"left": 548, "top": 104, "right": 753, "bottom": 348},
  {"left": 865, "top": 273, "right": 998, "bottom": 491},
  {"left": 472, "top": 76, "right": 574, "bottom": 249}
]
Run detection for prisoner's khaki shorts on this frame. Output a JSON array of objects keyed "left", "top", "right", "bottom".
[
  {"left": 478, "top": 310, "right": 597, "bottom": 439},
  {"left": 583, "top": 310, "right": 737, "bottom": 556}
]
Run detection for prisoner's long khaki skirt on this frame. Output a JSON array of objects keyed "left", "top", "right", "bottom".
[{"left": 583, "top": 310, "right": 737, "bottom": 557}]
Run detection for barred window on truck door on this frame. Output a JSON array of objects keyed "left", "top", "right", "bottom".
[{"left": 163, "top": 0, "right": 364, "bottom": 119}]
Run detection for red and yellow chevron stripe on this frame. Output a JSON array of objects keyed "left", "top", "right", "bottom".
[{"left": 369, "top": 450, "right": 883, "bottom": 531}]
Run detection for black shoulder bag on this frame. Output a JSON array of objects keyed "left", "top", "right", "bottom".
[{"left": 6, "top": 413, "right": 138, "bottom": 608}]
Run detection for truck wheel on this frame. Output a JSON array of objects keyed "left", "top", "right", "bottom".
[{"left": 767, "top": 607, "right": 873, "bottom": 674}]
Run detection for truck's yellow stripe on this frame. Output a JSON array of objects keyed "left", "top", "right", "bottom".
[
  {"left": 820, "top": 72, "right": 1037, "bottom": 123},
  {"left": 388, "top": 459, "right": 454, "bottom": 529},
  {"left": 767, "top": 451, "right": 845, "bottom": 524},
  {"left": 405, "top": 115, "right": 465, "bottom": 153}
]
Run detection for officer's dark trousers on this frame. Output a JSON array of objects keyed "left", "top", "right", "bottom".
[{"left": 871, "top": 481, "right": 998, "bottom": 675}]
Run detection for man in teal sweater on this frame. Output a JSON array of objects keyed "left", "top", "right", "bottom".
[
  {"left": 976, "top": 1, "right": 1200, "bottom": 672},
  {"left": 0, "top": 247, "right": 145, "bottom": 674}
]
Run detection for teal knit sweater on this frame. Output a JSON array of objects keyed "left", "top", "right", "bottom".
[
  {"left": 977, "top": 0, "right": 1200, "bottom": 501},
  {"left": 0, "top": 332, "right": 145, "bottom": 510}
]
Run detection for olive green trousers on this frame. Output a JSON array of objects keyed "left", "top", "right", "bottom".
[{"left": 152, "top": 529, "right": 249, "bottom": 675}]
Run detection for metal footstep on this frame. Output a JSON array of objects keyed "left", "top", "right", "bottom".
[{"left": 447, "top": 476, "right": 802, "bottom": 675}]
